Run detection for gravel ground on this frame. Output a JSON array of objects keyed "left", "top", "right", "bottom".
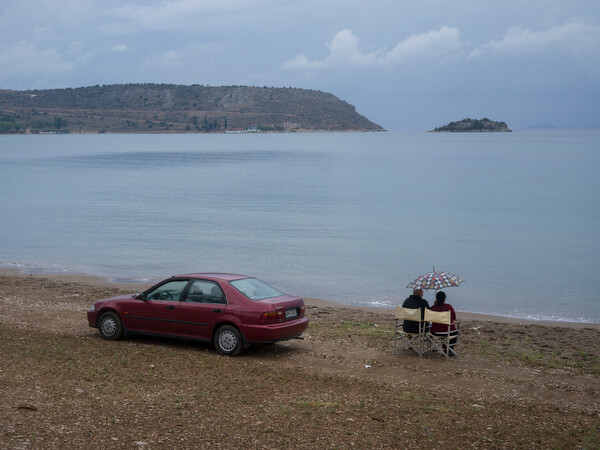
[{"left": 1, "top": 273, "right": 599, "bottom": 449}]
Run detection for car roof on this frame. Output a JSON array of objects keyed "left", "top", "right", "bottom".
[{"left": 176, "top": 273, "right": 251, "bottom": 282}]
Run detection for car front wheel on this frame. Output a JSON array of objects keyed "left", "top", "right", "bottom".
[
  {"left": 98, "top": 311, "right": 123, "bottom": 340},
  {"left": 214, "top": 325, "right": 243, "bottom": 356}
]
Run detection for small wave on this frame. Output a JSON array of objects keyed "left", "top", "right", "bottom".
[
  {"left": 0, "top": 260, "right": 75, "bottom": 274},
  {"left": 0, "top": 260, "right": 153, "bottom": 285},
  {"left": 461, "top": 309, "right": 599, "bottom": 324},
  {"left": 108, "top": 277, "right": 153, "bottom": 284},
  {"left": 331, "top": 298, "right": 599, "bottom": 324},
  {"left": 341, "top": 298, "right": 396, "bottom": 309}
]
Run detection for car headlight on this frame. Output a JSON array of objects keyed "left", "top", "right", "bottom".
[{"left": 88, "top": 303, "right": 96, "bottom": 312}]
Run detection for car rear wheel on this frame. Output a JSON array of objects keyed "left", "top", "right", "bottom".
[
  {"left": 214, "top": 325, "right": 243, "bottom": 356},
  {"left": 98, "top": 311, "right": 123, "bottom": 340}
]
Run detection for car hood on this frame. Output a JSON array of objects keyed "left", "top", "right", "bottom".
[{"left": 98, "top": 293, "right": 138, "bottom": 304}]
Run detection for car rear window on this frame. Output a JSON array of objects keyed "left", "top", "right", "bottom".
[{"left": 229, "top": 278, "right": 285, "bottom": 301}]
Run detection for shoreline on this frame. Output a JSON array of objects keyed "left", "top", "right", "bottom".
[
  {"left": 0, "top": 129, "right": 383, "bottom": 136},
  {"left": 2, "top": 267, "right": 597, "bottom": 329},
  {"left": 1, "top": 266, "right": 599, "bottom": 448}
]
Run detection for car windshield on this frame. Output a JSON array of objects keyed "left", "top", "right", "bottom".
[{"left": 230, "top": 278, "right": 285, "bottom": 301}]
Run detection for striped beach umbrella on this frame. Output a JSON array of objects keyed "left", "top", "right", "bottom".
[{"left": 406, "top": 267, "right": 464, "bottom": 291}]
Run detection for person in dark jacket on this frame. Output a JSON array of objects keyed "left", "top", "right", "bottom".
[{"left": 402, "top": 289, "right": 429, "bottom": 333}]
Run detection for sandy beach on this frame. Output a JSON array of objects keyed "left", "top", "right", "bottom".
[{"left": 1, "top": 268, "right": 598, "bottom": 448}]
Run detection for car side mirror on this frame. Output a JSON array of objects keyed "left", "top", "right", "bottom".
[{"left": 136, "top": 292, "right": 146, "bottom": 300}]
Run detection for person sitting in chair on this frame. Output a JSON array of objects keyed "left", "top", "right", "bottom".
[
  {"left": 402, "top": 289, "right": 429, "bottom": 333},
  {"left": 430, "top": 291, "right": 459, "bottom": 351}
]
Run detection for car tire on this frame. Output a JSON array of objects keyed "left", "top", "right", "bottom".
[
  {"left": 214, "top": 325, "right": 243, "bottom": 356},
  {"left": 98, "top": 311, "right": 123, "bottom": 340}
]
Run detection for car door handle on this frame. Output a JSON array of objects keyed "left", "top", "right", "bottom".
[
  {"left": 212, "top": 309, "right": 222, "bottom": 313},
  {"left": 166, "top": 305, "right": 175, "bottom": 309}
]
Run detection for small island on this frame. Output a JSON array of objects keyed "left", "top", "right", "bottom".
[{"left": 430, "top": 117, "right": 512, "bottom": 132}]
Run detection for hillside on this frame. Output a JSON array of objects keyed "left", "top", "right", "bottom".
[
  {"left": 431, "top": 117, "right": 512, "bottom": 132},
  {"left": 0, "top": 84, "right": 384, "bottom": 134}
]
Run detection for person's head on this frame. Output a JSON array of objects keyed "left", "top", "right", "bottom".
[
  {"left": 412, "top": 289, "right": 424, "bottom": 298},
  {"left": 435, "top": 291, "right": 446, "bottom": 305}
]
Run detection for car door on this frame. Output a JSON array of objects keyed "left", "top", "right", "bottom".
[
  {"left": 177, "top": 279, "right": 227, "bottom": 341},
  {"left": 123, "top": 279, "right": 190, "bottom": 336}
]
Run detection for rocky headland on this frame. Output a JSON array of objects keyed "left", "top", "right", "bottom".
[{"left": 0, "top": 84, "right": 385, "bottom": 134}]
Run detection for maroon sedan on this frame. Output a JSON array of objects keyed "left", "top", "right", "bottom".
[{"left": 87, "top": 273, "right": 308, "bottom": 356}]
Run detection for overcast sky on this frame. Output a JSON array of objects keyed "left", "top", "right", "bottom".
[{"left": 1, "top": 0, "right": 599, "bottom": 130}]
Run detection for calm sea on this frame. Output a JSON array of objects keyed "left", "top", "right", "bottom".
[{"left": 1, "top": 131, "right": 599, "bottom": 323}]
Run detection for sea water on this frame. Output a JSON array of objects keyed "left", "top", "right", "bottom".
[{"left": 1, "top": 131, "right": 599, "bottom": 323}]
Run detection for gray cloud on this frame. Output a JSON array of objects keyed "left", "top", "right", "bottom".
[
  {"left": 283, "top": 27, "right": 464, "bottom": 71},
  {"left": 0, "top": 42, "right": 75, "bottom": 80},
  {"left": 469, "top": 20, "right": 600, "bottom": 59}
]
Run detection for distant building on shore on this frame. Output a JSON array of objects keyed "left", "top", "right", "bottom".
[{"left": 225, "top": 127, "right": 259, "bottom": 133}]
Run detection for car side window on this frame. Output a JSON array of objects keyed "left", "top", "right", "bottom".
[
  {"left": 145, "top": 280, "right": 188, "bottom": 301},
  {"left": 185, "top": 280, "right": 226, "bottom": 304}
]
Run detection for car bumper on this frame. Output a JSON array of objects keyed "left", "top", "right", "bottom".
[
  {"left": 242, "top": 317, "right": 309, "bottom": 343},
  {"left": 87, "top": 310, "right": 98, "bottom": 328}
]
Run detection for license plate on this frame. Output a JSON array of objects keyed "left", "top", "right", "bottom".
[{"left": 285, "top": 308, "right": 298, "bottom": 319}]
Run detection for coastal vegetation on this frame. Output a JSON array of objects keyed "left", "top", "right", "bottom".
[
  {"left": 0, "top": 84, "right": 384, "bottom": 134},
  {"left": 431, "top": 117, "right": 512, "bottom": 132}
]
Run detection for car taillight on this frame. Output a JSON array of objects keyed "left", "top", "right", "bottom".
[
  {"left": 301, "top": 305, "right": 305, "bottom": 316},
  {"left": 260, "top": 310, "right": 284, "bottom": 323}
]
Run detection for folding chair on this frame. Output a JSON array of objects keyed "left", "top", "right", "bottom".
[
  {"left": 394, "top": 307, "right": 427, "bottom": 357},
  {"left": 424, "top": 309, "right": 460, "bottom": 360}
]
